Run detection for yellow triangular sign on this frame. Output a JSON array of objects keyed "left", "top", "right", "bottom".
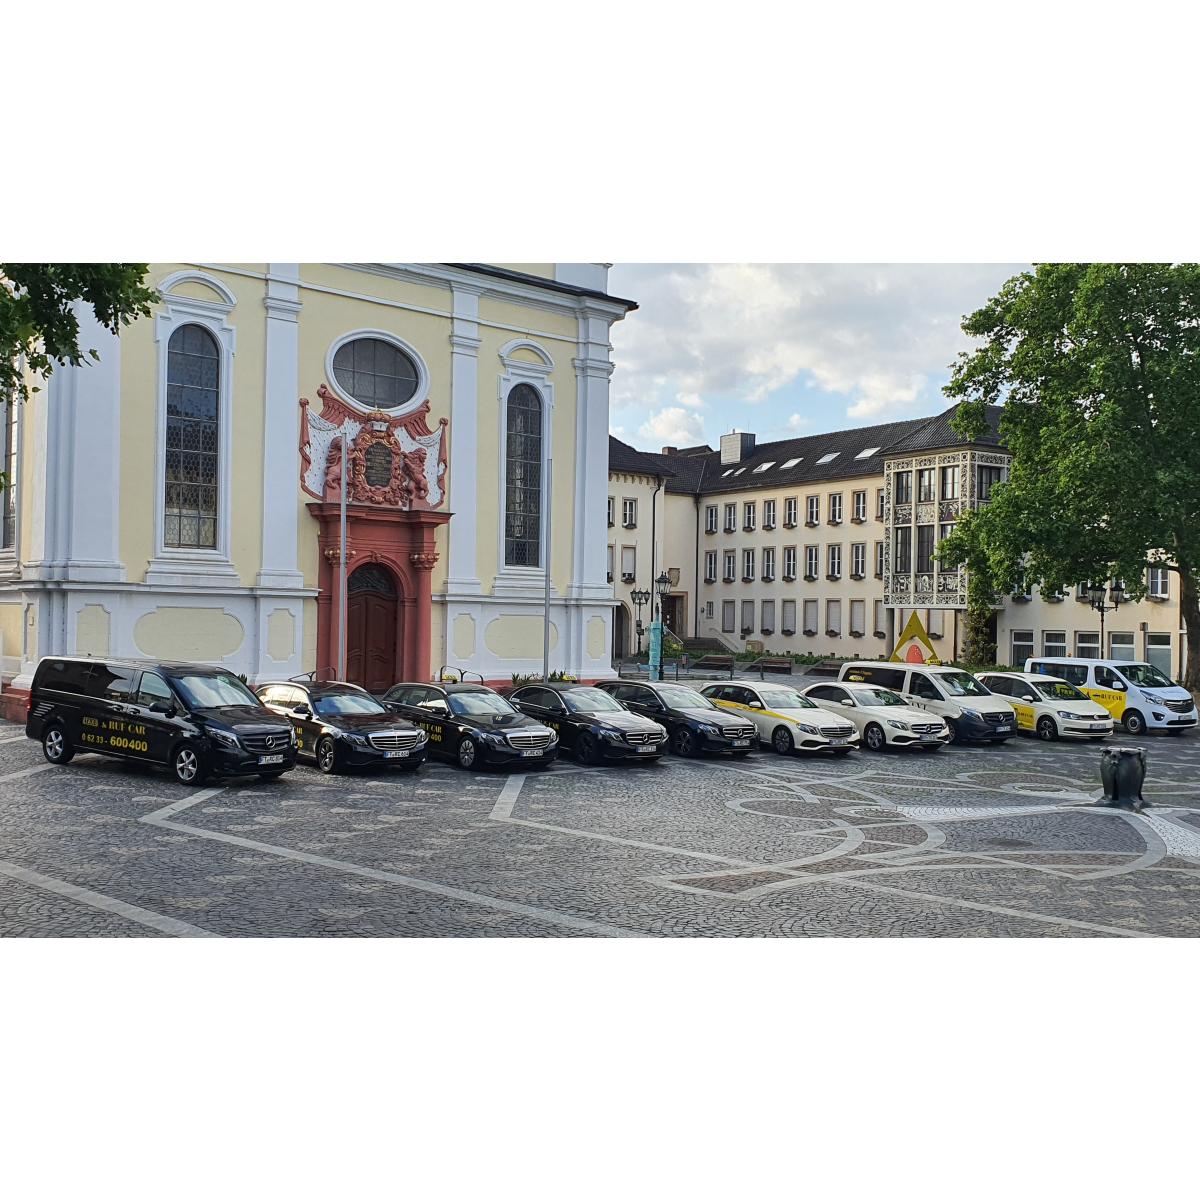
[{"left": 889, "top": 612, "right": 941, "bottom": 666}]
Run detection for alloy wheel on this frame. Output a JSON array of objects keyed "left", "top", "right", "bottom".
[
  {"left": 772, "top": 727, "right": 794, "bottom": 755},
  {"left": 44, "top": 728, "right": 65, "bottom": 762},
  {"left": 174, "top": 746, "right": 199, "bottom": 783},
  {"left": 865, "top": 723, "right": 886, "bottom": 752},
  {"left": 458, "top": 737, "right": 477, "bottom": 768},
  {"left": 317, "top": 738, "right": 337, "bottom": 774}
]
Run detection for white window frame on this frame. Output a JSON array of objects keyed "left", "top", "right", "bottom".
[
  {"left": 607, "top": 496, "right": 615, "bottom": 527},
  {"left": 803, "top": 598, "right": 818, "bottom": 634},
  {"left": 761, "top": 599, "right": 776, "bottom": 634},
  {"left": 806, "top": 495, "right": 820, "bottom": 525},
  {"left": 784, "top": 496, "right": 798, "bottom": 526},
  {"left": 827, "top": 544, "right": 842, "bottom": 579},
  {"left": 829, "top": 493, "right": 843, "bottom": 523},
  {"left": 705, "top": 504, "right": 718, "bottom": 533},
  {"left": 622, "top": 497, "right": 638, "bottom": 528},
  {"left": 1010, "top": 629, "right": 1034, "bottom": 667},
  {"left": 1043, "top": 630, "right": 1067, "bottom": 656},
  {"left": 704, "top": 550, "right": 717, "bottom": 581},
  {"left": 875, "top": 540, "right": 884, "bottom": 577},
  {"left": 783, "top": 545, "right": 797, "bottom": 579},
  {"left": 763, "top": 499, "right": 776, "bottom": 529},
  {"left": 740, "top": 600, "right": 755, "bottom": 634},
  {"left": 620, "top": 544, "right": 636, "bottom": 582},
  {"left": 826, "top": 598, "right": 842, "bottom": 635},
  {"left": 724, "top": 503, "right": 736, "bottom": 532},
  {"left": 607, "top": 544, "right": 614, "bottom": 582},
  {"left": 762, "top": 546, "right": 776, "bottom": 580},
  {"left": 1147, "top": 566, "right": 1169, "bottom": 599},
  {"left": 805, "top": 545, "right": 819, "bottom": 578},
  {"left": 852, "top": 490, "right": 867, "bottom": 522},
  {"left": 782, "top": 598, "right": 796, "bottom": 633},
  {"left": 743, "top": 501, "right": 756, "bottom": 530},
  {"left": 851, "top": 542, "right": 866, "bottom": 577},
  {"left": 742, "top": 548, "right": 755, "bottom": 579},
  {"left": 1075, "top": 630, "right": 1100, "bottom": 659},
  {"left": 721, "top": 600, "right": 736, "bottom": 633},
  {"left": 723, "top": 550, "right": 736, "bottom": 580},
  {"left": 850, "top": 598, "right": 866, "bottom": 636}
]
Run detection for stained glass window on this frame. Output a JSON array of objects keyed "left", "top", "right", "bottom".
[
  {"left": 165, "top": 324, "right": 219, "bottom": 549},
  {"left": 332, "top": 337, "right": 419, "bottom": 409},
  {"left": 504, "top": 384, "right": 543, "bottom": 567}
]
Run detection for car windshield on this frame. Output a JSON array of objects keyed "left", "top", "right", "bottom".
[
  {"left": 314, "top": 693, "right": 386, "bottom": 716},
  {"left": 758, "top": 688, "right": 817, "bottom": 710},
  {"left": 657, "top": 685, "right": 717, "bottom": 710},
  {"left": 448, "top": 692, "right": 516, "bottom": 716},
  {"left": 170, "top": 672, "right": 261, "bottom": 710},
  {"left": 856, "top": 688, "right": 908, "bottom": 707},
  {"left": 563, "top": 689, "right": 625, "bottom": 714},
  {"left": 1032, "top": 679, "right": 1087, "bottom": 702},
  {"left": 1118, "top": 663, "right": 1174, "bottom": 688},
  {"left": 939, "top": 671, "right": 991, "bottom": 697}
]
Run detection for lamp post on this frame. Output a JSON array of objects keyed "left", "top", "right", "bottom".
[
  {"left": 649, "top": 571, "right": 671, "bottom": 682},
  {"left": 1088, "top": 579, "right": 1126, "bottom": 655},
  {"left": 630, "top": 587, "right": 650, "bottom": 657}
]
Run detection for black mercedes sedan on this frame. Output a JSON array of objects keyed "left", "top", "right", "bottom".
[
  {"left": 594, "top": 680, "right": 757, "bottom": 758},
  {"left": 506, "top": 681, "right": 668, "bottom": 765},
  {"left": 255, "top": 680, "right": 429, "bottom": 774},
  {"left": 380, "top": 682, "right": 558, "bottom": 770}
]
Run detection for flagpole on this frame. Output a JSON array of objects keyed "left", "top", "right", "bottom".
[
  {"left": 338, "top": 434, "right": 348, "bottom": 681},
  {"left": 542, "top": 456, "right": 552, "bottom": 681}
]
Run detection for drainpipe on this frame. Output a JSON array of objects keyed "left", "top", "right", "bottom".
[
  {"left": 694, "top": 493, "right": 702, "bottom": 639},
  {"left": 649, "top": 474, "right": 664, "bottom": 600}
]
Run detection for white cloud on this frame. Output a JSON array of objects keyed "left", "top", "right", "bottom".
[
  {"left": 609, "top": 263, "right": 1023, "bottom": 429},
  {"left": 638, "top": 406, "right": 706, "bottom": 447}
]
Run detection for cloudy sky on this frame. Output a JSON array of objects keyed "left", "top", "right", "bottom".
[{"left": 607, "top": 264, "right": 1026, "bottom": 450}]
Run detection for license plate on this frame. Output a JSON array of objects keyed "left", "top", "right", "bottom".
[
  {"left": 636, "top": 745, "right": 657, "bottom": 754},
  {"left": 733, "top": 739, "right": 752, "bottom": 748},
  {"left": 1090, "top": 723, "right": 1108, "bottom": 730},
  {"left": 520, "top": 748, "right": 542, "bottom": 758},
  {"left": 919, "top": 733, "right": 938, "bottom": 741},
  {"left": 996, "top": 725, "right": 1012, "bottom": 732},
  {"left": 828, "top": 737, "right": 847, "bottom": 745},
  {"left": 383, "top": 750, "right": 409, "bottom": 759},
  {"left": 258, "top": 754, "right": 285, "bottom": 765}
]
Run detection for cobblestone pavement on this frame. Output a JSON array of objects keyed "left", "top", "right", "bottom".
[{"left": 2, "top": 717, "right": 1199, "bottom": 936}]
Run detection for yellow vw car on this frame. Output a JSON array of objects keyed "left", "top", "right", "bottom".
[{"left": 975, "top": 671, "right": 1114, "bottom": 741}]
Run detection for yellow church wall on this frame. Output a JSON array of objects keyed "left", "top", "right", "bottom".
[{"left": 0, "top": 602, "right": 21, "bottom": 664}]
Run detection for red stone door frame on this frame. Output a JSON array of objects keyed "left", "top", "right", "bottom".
[{"left": 308, "top": 502, "right": 451, "bottom": 685}]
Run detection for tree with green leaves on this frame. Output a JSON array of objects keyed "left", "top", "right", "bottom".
[{"left": 938, "top": 262, "right": 1200, "bottom": 688}]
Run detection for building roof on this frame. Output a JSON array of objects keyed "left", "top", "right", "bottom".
[
  {"left": 445, "top": 264, "right": 638, "bottom": 311},
  {"left": 608, "top": 436, "right": 673, "bottom": 480},
  {"left": 608, "top": 403, "right": 1008, "bottom": 496}
]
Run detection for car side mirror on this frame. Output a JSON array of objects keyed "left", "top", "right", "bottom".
[
  {"left": 292, "top": 704, "right": 312, "bottom": 718},
  {"left": 149, "top": 702, "right": 175, "bottom": 716},
  {"left": 1021, "top": 695, "right": 1035, "bottom": 703},
  {"left": 1113, "top": 680, "right": 1127, "bottom": 691},
  {"left": 748, "top": 700, "right": 763, "bottom": 709},
  {"left": 840, "top": 699, "right": 855, "bottom": 708}
]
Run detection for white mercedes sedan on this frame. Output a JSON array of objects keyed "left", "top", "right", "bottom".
[{"left": 801, "top": 680, "right": 950, "bottom": 752}]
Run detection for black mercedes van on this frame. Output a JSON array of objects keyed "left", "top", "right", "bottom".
[{"left": 25, "top": 656, "right": 298, "bottom": 785}]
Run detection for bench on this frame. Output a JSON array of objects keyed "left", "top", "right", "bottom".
[
  {"left": 753, "top": 656, "right": 794, "bottom": 678},
  {"left": 693, "top": 654, "right": 736, "bottom": 678},
  {"left": 801, "top": 659, "right": 845, "bottom": 679}
]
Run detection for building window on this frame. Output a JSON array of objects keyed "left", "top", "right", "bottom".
[
  {"left": 805, "top": 545, "right": 819, "bottom": 579},
  {"left": 916, "top": 524, "right": 935, "bottom": 573},
  {"left": 917, "top": 468, "right": 935, "bottom": 502},
  {"left": 607, "top": 544, "right": 614, "bottom": 582},
  {"left": 782, "top": 598, "right": 796, "bottom": 634},
  {"left": 332, "top": 336, "right": 420, "bottom": 409},
  {"left": 761, "top": 599, "right": 775, "bottom": 634},
  {"left": 1109, "top": 631, "right": 1136, "bottom": 661},
  {"left": 876, "top": 487, "right": 885, "bottom": 520},
  {"left": 977, "top": 465, "right": 1004, "bottom": 501},
  {"left": 504, "top": 383, "right": 543, "bottom": 567},
  {"left": 724, "top": 503, "right": 736, "bottom": 533},
  {"left": 806, "top": 495, "right": 820, "bottom": 525},
  {"left": 705, "top": 504, "right": 718, "bottom": 533},
  {"left": 875, "top": 540, "right": 884, "bottom": 577},
  {"left": 722, "top": 600, "right": 736, "bottom": 633},
  {"left": 852, "top": 490, "right": 867, "bottom": 522},
  {"left": 1043, "top": 630, "right": 1066, "bottom": 656},
  {"left": 763, "top": 546, "right": 776, "bottom": 580},
  {"left": 803, "top": 598, "right": 818, "bottom": 635},
  {"left": 704, "top": 550, "right": 717, "bottom": 582},
  {"left": 607, "top": 496, "right": 615, "bottom": 527},
  {"left": 928, "top": 608, "right": 944, "bottom": 637},
  {"left": 828, "top": 493, "right": 843, "bottom": 524},
  {"left": 1147, "top": 632, "right": 1172, "bottom": 676},
  {"left": 742, "top": 548, "right": 755, "bottom": 580},
  {"left": 743, "top": 501, "right": 756, "bottom": 531},
  {"left": 1011, "top": 629, "right": 1034, "bottom": 667},
  {"left": 705, "top": 601, "right": 714, "bottom": 620},
  {"left": 874, "top": 598, "right": 885, "bottom": 633},
  {"left": 849, "top": 598, "right": 865, "bottom": 637},
  {"left": 826, "top": 598, "right": 842, "bottom": 635},
  {"left": 165, "top": 324, "right": 221, "bottom": 550},
  {"left": 783, "top": 546, "right": 797, "bottom": 579},
  {"left": 1, "top": 394, "right": 15, "bottom": 550},
  {"left": 1075, "top": 630, "right": 1100, "bottom": 659},
  {"left": 784, "top": 497, "right": 798, "bottom": 527},
  {"left": 723, "top": 550, "right": 736, "bottom": 581},
  {"left": 622, "top": 497, "right": 637, "bottom": 528},
  {"left": 740, "top": 600, "right": 755, "bottom": 636},
  {"left": 827, "top": 544, "right": 842, "bottom": 580},
  {"left": 1147, "top": 566, "right": 1169, "bottom": 598},
  {"left": 894, "top": 527, "right": 912, "bottom": 573},
  {"left": 851, "top": 542, "right": 866, "bottom": 577},
  {"left": 894, "top": 471, "right": 912, "bottom": 505},
  {"left": 620, "top": 545, "right": 636, "bottom": 582},
  {"left": 940, "top": 465, "right": 959, "bottom": 500}
]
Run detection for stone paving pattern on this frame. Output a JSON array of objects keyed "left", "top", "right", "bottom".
[{"left": 2, "top": 718, "right": 1200, "bottom": 937}]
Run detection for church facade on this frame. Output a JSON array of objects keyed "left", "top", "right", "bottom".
[{"left": 0, "top": 263, "right": 634, "bottom": 713}]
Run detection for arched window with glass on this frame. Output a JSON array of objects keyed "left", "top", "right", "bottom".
[
  {"left": 164, "top": 324, "right": 220, "bottom": 549},
  {"left": 504, "top": 383, "right": 544, "bottom": 568}
]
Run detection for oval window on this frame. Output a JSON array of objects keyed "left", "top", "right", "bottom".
[{"left": 331, "top": 337, "right": 419, "bottom": 409}]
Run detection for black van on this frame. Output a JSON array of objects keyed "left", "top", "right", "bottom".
[{"left": 25, "top": 656, "right": 298, "bottom": 785}]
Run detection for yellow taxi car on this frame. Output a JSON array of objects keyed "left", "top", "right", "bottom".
[
  {"left": 700, "top": 681, "right": 859, "bottom": 755},
  {"left": 974, "top": 671, "right": 1114, "bottom": 741}
]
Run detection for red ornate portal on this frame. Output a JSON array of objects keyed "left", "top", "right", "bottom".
[{"left": 301, "top": 384, "right": 451, "bottom": 683}]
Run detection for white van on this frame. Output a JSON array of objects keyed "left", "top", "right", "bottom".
[
  {"left": 837, "top": 661, "right": 1016, "bottom": 745},
  {"left": 1024, "top": 657, "right": 1197, "bottom": 736}
]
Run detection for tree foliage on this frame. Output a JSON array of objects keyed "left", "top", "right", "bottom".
[{"left": 937, "top": 263, "right": 1200, "bottom": 685}]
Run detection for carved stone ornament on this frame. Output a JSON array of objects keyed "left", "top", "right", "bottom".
[{"left": 409, "top": 551, "right": 439, "bottom": 572}]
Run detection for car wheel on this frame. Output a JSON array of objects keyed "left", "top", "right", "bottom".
[
  {"left": 576, "top": 732, "right": 600, "bottom": 766},
  {"left": 864, "top": 723, "right": 887, "bottom": 752},
  {"left": 944, "top": 719, "right": 960, "bottom": 745},
  {"left": 673, "top": 727, "right": 700, "bottom": 757},
  {"left": 42, "top": 724, "right": 74, "bottom": 765},
  {"left": 457, "top": 735, "right": 479, "bottom": 769},
  {"left": 316, "top": 736, "right": 339, "bottom": 774},
  {"left": 1036, "top": 716, "right": 1058, "bottom": 741},
  {"left": 172, "top": 744, "right": 207, "bottom": 786},
  {"left": 1122, "top": 710, "right": 1146, "bottom": 736},
  {"left": 772, "top": 726, "right": 794, "bottom": 755}
]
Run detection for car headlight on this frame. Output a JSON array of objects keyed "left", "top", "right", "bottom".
[
  {"left": 695, "top": 723, "right": 721, "bottom": 736},
  {"left": 482, "top": 731, "right": 509, "bottom": 745},
  {"left": 793, "top": 723, "right": 818, "bottom": 735},
  {"left": 1141, "top": 691, "right": 1170, "bottom": 708},
  {"left": 288, "top": 726, "right": 298, "bottom": 746},
  {"left": 886, "top": 720, "right": 910, "bottom": 731},
  {"left": 1057, "top": 710, "right": 1080, "bottom": 721},
  {"left": 343, "top": 732, "right": 370, "bottom": 747},
  {"left": 209, "top": 728, "right": 240, "bottom": 750},
  {"left": 958, "top": 707, "right": 981, "bottom": 720},
  {"left": 546, "top": 728, "right": 558, "bottom": 744},
  {"left": 415, "top": 728, "right": 428, "bottom": 744},
  {"left": 596, "top": 726, "right": 626, "bottom": 743}
]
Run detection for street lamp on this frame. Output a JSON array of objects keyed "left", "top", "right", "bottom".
[
  {"left": 649, "top": 571, "right": 671, "bottom": 682},
  {"left": 1088, "top": 579, "right": 1125, "bottom": 654},
  {"left": 630, "top": 587, "right": 650, "bottom": 657}
]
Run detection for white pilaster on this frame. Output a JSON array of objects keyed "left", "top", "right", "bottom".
[
  {"left": 257, "top": 263, "right": 306, "bottom": 589},
  {"left": 444, "top": 283, "right": 482, "bottom": 594}
]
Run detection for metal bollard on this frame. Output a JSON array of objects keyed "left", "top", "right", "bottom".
[{"left": 1096, "top": 746, "right": 1148, "bottom": 811}]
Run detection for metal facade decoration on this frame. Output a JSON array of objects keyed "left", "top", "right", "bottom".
[{"left": 299, "top": 382, "right": 448, "bottom": 509}]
